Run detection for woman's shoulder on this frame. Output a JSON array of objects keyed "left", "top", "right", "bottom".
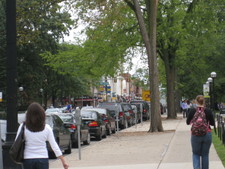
[{"left": 45, "top": 124, "right": 52, "bottom": 130}]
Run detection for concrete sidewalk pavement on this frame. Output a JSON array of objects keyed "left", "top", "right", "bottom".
[{"left": 49, "top": 114, "right": 224, "bottom": 169}]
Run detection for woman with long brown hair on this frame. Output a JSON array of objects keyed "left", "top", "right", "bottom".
[{"left": 16, "top": 102, "right": 69, "bottom": 169}]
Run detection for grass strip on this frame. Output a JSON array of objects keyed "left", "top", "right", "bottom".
[{"left": 212, "top": 130, "right": 225, "bottom": 167}]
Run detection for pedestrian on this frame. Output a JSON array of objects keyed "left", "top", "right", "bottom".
[
  {"left": 65, "top": 101, "right": 72, "bottom": 113},
  {"left": 16, "top": 102, "right": 69, "bottom": 169},
  {"left": 186, "top": 95, "right": 215, "bottom": 169},
  {"left": 186, "top": 100, "right": 192, "bottom": 117},
  {"left": 182, "top": 100, "right": 188, "bottom": 118}
]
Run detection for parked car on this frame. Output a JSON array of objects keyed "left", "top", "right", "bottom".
[
  {"left": 17, "top": 113, "right": 26, "bottom": 124},
  {"left": 97, "top": 102, "right": 128, "bottom": 129},
  {"left": 85, "top": 108, "right": 116, "bottom": 135},
  {"left": 131, "top": 103, "right": 144, "bottom": 123},
  {"left": 120, "top": 103, "right": 135, "bottom": 126},
  {"left": 45, "top": 108, "right": 62, "bottom": 114},
  {"left": 57, "top": 113, "right": 90, "bottom": 148},
  {"left": 81, "top": 110, "right": 107, "bottom": 140},
  {"left": 0, "top": 120, "right": 6, "bottom": 142},
  {"left": 45, "top": 113, "right": 72, "bottom": 158},
  {"left": 130, "top": 100, "right": 150, "bottom": 120}
]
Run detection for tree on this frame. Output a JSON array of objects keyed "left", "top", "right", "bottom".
[
  {"left": 176, "top": 0, "right": 225, "bottom": 100},
  {"left": 72, "top": 0, "right": 163, "bottom": 131},
  {"left": 0, "top": 0, "right": 82, "bottom": 108}
]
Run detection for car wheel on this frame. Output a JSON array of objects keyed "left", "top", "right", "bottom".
[
  {"left": 107, "top": 127, "right": 112, "bottom": 135},
  {"left": 125, "top": 120, "right": 128, "bottom": 128},
  {"left": 73, "top": 141, "right": 78, "bottom": 148},
  {"left": 83, "top": 133, "right": 91, "bottom": 145},
  {"left": 71, "top": 134, "right": 78, "bottom": 148},
  {"left": 112, "top": 127, "right": 116, "bottom": 134},
  {"left": 64, "top": 140, "right": 72, "bottom": 154},
  {"left": 102, "top": 130, "right": 107, "bottom": 138},
  {"left": 96, "top": 130, "right": 102, "bottom": 141}
]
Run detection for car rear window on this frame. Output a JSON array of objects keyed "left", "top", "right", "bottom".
[
  {"left": 97, "top": 103, "right": 123, "bottom": 112},
  {"left": 87, "top": 108, "right": 106, "bottom": 115},
  {"left": 45, "top": 116, "right": 53, "bottom": 128},
  {"left": 121, "top": 104, "right": 131, "bottom": 111},
  {"left": 58, "top": 115, "right": 74, "bottom": 123},
  {"left": 81, "top": 111, "right": 97, "bottom": 120},
  {"left": 97, "top": 103, "right": 116, "bottom": 110}
]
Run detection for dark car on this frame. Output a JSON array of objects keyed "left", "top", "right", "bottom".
[
  {"left": 85, "top": 108, "right": 116, "bottom": 135},
  {"left": 120, "top": 103, "right": 135, "bottom": 126},
  {"left": 45, "top": 113, "right": 72, "bottom": 158},
  {"left": 57, "top": 113, "right": 90, "bottom": 148},
  {"left": 130, "top": 100, "right": 150, "bottom": 120},
  {"left": 97, "top": 102, "right": 128, "bottom": 129},
  {"left": 81, "top": 110, "right": 107, "bottom": 141}
]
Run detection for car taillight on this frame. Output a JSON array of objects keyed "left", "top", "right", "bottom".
[
  {"left": 143, "top": 109, "right": 147, "bottom": 113},
  {"left": 104, "top": 119, "right": 109, "bottom": 123},
  {"left": 88, "top": 121, "right": 99, "bottom": 127},
  {"left": 70, "top": 124, "right": 76, "bottom": 129},
  {"left": 119, "top": 112, "right": 124, "bottom": 117}
]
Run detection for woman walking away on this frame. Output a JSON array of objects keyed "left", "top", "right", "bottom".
[
  {"left": 186, "top": 95, "right": 215, "bottom": 169},
  {"left": 16, "top": 102, "right": 69, "bottom": 169}
]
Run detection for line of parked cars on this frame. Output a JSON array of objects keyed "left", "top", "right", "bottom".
[
  {"left": 0, "top": 100, "right": 150, "bottom": 159},
  {"left": 97, "top": 101, "right": 150, "bottom": 129}
]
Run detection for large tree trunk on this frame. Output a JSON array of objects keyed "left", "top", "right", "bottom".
[
  {"left": 164, "top": 52, "right": 177, "bottom": 119},
  {"left": 148, "top": 0, "right": 163, "bottom": 132},
  {"left": 132, "top": 0, "right": 163, "bottom": 132}
]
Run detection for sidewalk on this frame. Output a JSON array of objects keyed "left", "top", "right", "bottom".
[{"left": 49, "top": 114, "right": 224, "bottom": 169}]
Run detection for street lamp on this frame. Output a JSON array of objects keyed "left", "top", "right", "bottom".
[
  {"left": 207, "top": 77, "right": 213, "bottom": 109},
  {"left": 18, "top": 86, "right": 23, "bottom": 92},
  {"left": 18, "top": 87, "right": 23, "bottom": 110},
  {"left": 3, "top": 0, "right": 22, "bottom": 167},
  {"left": 211, "top": 72, "right": 217, "bottom": 110},
  {"left": 40, "top": 88, "right": 43, "bottom": 107}
]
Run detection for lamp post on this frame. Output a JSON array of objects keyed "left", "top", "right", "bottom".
[
  {"left": 40, "top": 88, "right": 43, "bottom": 106},
  {"left": 210, "top": 72, "right": 217, "bottom": 111},
  {"left": 3, "top": 0, "right": 22, "bottom": 168},
  {"left": 207, "top": 77, "right": 213, "bottom": 110},
  {"left": 18, "top": 87, "right": 23, "bottom": 110}
]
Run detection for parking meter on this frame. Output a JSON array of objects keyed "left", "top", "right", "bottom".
[
  {"left": 75, "top": 107, "right": 81, "bottom": 125},
  {"left": 140, "top": 103, "right": 143, "bottom": 124},
  {"left": 75, "top": 107, "right": 81, "bottom": 160},
  {"left": 115, "top": 104, "right": 119, "bottom": 132}
]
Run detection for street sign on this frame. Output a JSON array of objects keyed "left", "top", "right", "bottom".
[
  {"left": 100, "top": 82, "right": 109, "bottom": 86},
  {"left": 142, "top": 90, "right": 150, "bottom": 101},
  {"left": 203, "top": 84, "right": 209, "bottom": 97},
  {"left": 99, "top": 85, "right": 105, "bottom": 92},
  {"left": 107, "top": 86, "right": 111, "bottom": 93}
]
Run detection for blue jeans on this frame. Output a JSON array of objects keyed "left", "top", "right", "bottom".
[
  {"left": 191, "top": 132, "right": 212, "bottom": 169},
  {"left": 23, "top": 158, "right": 49, "bottom": 169}
]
